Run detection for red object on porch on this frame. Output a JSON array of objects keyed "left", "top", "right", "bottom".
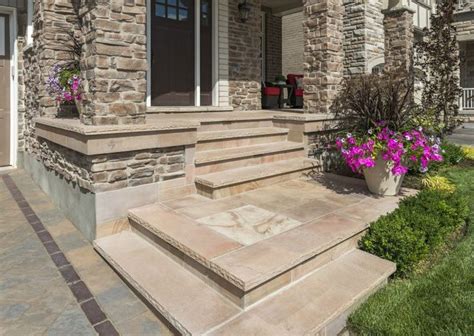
[
  {"left": 286, "top": 74, "right": 304, "bottom": 108},
  {"left": 262, "top": 85, "right": 281, "bottom": 109},
  {"left": 263, "top": 87, "right": 281, "bottom": 96}
]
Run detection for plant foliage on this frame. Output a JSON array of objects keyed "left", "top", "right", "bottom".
[
  {"left": 359, "top": 189, "right": 469, "bottom": 277},
  {"left": 331, "top": 71, "right": 419, "bottom": 133},
  {"left": 415, "top": 0, "right": 461, "bottom": 132}
]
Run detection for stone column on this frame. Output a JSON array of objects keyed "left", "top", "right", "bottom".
[
  {"left": 343, "top": 0, "right": 384, "bottom": 75},
  {"left": 383, "top": 6, "right": 415, "bottom": 73},
  {"left": 79, "top": 0, "right": 147, "bottom": 125},
  {"left": 303, "top": 0, "right": 345, "bottom": 114}
]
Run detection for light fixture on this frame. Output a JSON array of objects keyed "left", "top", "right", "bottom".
[{"left": 238, "top": 0, "right": 251, "bottom": 23}]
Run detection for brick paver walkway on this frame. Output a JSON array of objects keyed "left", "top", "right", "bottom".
[{"left": 0, "top": 170, "right": 173, "bottom": 336}]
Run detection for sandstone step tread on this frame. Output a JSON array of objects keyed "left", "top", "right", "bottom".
[
  {"left": 197, "top": 127, "right": 289, "bottom": 142},
  {"left": 129, "top": 204, "right": 243, "bottom": 264},
  {"left": 147, "top": 106, "right": 234, "bottom": 113},
  {"left": 149, "top": 111, "right": 273, "bottom": 123},
  {"left": 93, "top": 231, "right": 241, "bottom": 336},
  {"left": 208, "top": 249, "right": 396, "bottom": 336},
  {"left": 195, "top": 142, "right": 304, "bottom": 165},
  {"left": 195, "top": 158, "right": 319, "bottom": 188}
]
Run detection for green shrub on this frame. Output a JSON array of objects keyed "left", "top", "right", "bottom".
[
  {"left": 436, "top": 142, "right": 466, "bottom": 168},
  {"left": 360, "top": 214, "right": 428, "bottom": 276},
  {"left": 359, "top": 189, "right": 469, "bottom": 277}
]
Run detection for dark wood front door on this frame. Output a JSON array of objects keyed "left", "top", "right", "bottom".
[
  {"left": 151, "top": 0, "right": 195, "bottom": 106},
  {"left": 0, "top": 14, "right": 10, "bottom": 166}
]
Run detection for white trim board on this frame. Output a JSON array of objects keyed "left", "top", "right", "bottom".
[{"left": 0, "top": 6, "right": 18, "bottom": 168}]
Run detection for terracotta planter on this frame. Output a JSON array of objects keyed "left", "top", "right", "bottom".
[{"left": 363, "top": 156, "right": 405, "bottom": 196}]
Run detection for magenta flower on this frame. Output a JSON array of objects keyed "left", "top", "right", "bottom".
[{"left": 335, "top": 122, "right": 443, "bottom": 176}]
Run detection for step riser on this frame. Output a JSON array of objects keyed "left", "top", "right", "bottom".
[
  {"left": 196, "top": 167, "right": 317, "bottom": 199},
  {"left": 199, "top": 120, "right": 273, "bottom": 131},
  {"left": 196, "top": 134, "right": 288, "bottom": 151},
  {"left": 130, "top": 216, "right": 365, "bottom": 308},
  {"left": 195, "top": 149, "right": 305, "bottom": 175}
]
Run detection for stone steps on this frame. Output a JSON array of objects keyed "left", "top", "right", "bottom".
[
  {"left": 195, "top": 141, "right": 305, "bottom": 175},
  {"left": 196, "top": 127, "right": 289, "bottom": 151},
  {"left": 127, "top": 203, "right": 373, "bottom": 308},
  {"left": 94, "top": 230, "right": 395, "bottom": 335},
  {"left": 93, "top": 231, "right": 240, "bottom": 335},
  {"left": 148, "top": 111, "right": 274, "bottom": 131},
  {"left": 195, "top": 158, "right": 319, "bottom": 199}
]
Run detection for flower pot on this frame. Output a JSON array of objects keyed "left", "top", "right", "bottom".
[
  {"left": 363, "top": 157, "right": 405, "bottom": 196},
  {"left": 57, "top": 104, "right": 78, "bottom": 118}
]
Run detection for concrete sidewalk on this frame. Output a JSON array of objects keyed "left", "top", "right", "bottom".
[
  {"left": 447, "top": 123, "right": 474, "bottom": 146},
  {"left": 0, "top": 170, "right": 173, "bottom": 336}
]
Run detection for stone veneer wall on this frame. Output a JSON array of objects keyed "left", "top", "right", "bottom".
[
  {"left": 30, "top": 139, "right": 185, "bottom": 193},
  {"left": 383, "top": 8, "right": 414, "bottom": 73},
  {"left": 228, "top": 0, "right": 262, "bottom": 110},
  {"left": 78, "top": 0, "right": 147, "bottom": 126},
  {"left": 17, "top": 0, "right": 186, "bottom": 196},
  {"left": 282, "top": 11, "right": 305, "bottom": 77},
  {"left": 343, "top": 0, "right": 384, "bottom": 75},
  {"left": 265, "top": 13, "right": 282, "bottom": 82},
  {"left": 303, "top": 0, "right": 345, "bottom": 114}
]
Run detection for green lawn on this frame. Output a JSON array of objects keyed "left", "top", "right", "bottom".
[{"left": 348, "top": 166, "right": 474, "bottom": 335}]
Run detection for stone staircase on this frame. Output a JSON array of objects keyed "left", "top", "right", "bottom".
[
  {"left": 149, "top": 110, "right": 319, "bottom": 199},
  {"left": 93, "top": 109, "right": 397, "bottom": 335}
]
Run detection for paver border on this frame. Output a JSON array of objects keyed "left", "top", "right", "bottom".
[{"left": 1, "top": 174, "right": 120, "bottom": 336}]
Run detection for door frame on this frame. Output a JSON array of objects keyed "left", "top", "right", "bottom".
[
  {"left": 146, "top": 0, "right": 219, "bottom": 107},
  {"left": 0, "top": 6, "right": 17, "bottom": 167}
]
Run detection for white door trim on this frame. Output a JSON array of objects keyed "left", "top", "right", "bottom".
[
  {"left": 0, "top": 6, "right": 18, "bottom": 167},
  {"left": 146, "top": 0, "right": 219, "bottom": 107}
]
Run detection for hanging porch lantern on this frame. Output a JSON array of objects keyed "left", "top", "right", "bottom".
[{"left": 238, "top": 0, "right": 251, "bottom": 23}]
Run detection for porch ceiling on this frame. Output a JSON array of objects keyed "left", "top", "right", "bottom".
[{"left": 261, "top": 0, "right": 302, "bottom": 15}]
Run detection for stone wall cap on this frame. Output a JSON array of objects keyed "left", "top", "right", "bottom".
[
  {"left": 272, "top": 113, "right": 337, "bottom": 122},
  {"left": 34, "top": 117, "right": 199, "bottom": 135}
]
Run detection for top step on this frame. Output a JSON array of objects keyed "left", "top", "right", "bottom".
[{"left": 147, "top": 106, "right": 234, "bottom": 114}]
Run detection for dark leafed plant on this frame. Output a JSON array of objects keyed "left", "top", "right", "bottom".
[
  {"left": 415, "top": 0, "right": 461, "bottom": 133},
  {"left": 331, "top": 71, "right": 419, "bottom": 133}
]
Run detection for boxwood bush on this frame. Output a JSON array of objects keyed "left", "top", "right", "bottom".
[{"left": 359, "top": 189, "right": 469, "bottom": 277}]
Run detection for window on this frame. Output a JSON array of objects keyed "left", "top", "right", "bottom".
[{"left": 155, "top": 0, "right": 190, "bottom": 21}]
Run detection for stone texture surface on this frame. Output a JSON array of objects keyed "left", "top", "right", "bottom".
[
  {"left": 209, "top": 249, "right": 395, "bottom": 336},
  {"left": 303, "top": 0, "right": 345, "bottom": 113},
  {"left": 94, "top": 230, "right": 241, "bottom": 336},
  {"left": 343, "top": 0, "right": 384, "bottom": 75},
  {"left": 197, "top": 204, "right": 302, "bottom": 246},
  {"left": 0, "top": 170, "right": 172, "bottom": 335},
  {"left": 228, "top": 0, "right": 262, "bottom": 110},
  {"left": 383, "top": 8, "right": 414, "bottom": 73},
  {"left": 28, "top": 139, "right": 186, "bottom": 193},
  {"left": 282, "top": 11, "right": 305, "bottom": 76}
]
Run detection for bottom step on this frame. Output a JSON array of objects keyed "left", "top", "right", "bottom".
[
  {"left": 196, "top": 158, "right": 320, "bottom": 199},
  {"left": 94, "top": 231, "right": 395, "bottom": 336}
]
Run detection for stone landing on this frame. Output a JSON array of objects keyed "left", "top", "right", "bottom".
[{"left": 94, "top": 175, "right": 415, "bottom": 335}]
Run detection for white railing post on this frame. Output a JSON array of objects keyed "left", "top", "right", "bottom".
[{"left": 460, "top": 88, "right": 474, "bottom": 111}]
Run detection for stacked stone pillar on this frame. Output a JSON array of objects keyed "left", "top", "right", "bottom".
[
  {"left": 79, "top": 0, "right": 147, "bottom": 125},
  {"left": 34, "top": 0, "right": 79, "bottom": 117},
  {"left": 383, "top": 7, "right": 415, "bottom": 73},
  {"left": 303, "top": 0, "right": 345, "bottom": 114},
  {"left": 343, "top": 0, "right": 384, "bottom": 75}
]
